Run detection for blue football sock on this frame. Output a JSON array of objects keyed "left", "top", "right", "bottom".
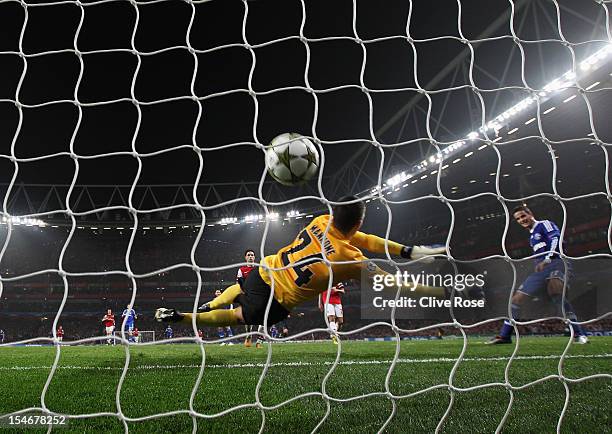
[
  {"left": 499, "top": 321, "right": 513, "bottom": 339},
  {"left": 500, "top": 303, "right": 521, "bottom": 338},
  {"left": 551, "top": 295, "right": 585, "bottom": 336}
]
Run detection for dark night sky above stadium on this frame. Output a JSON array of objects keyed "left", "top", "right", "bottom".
[{"left": 0, "top": 0, "right": 610, "bottom": 202}]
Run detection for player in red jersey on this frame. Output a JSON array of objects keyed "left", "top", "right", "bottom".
[
  {"left": 319, "top": 282, "right": 346, "bottom": 344},
  {"left": 56, "top": 325, "right": 64, "bottom": 343},
  {"left": 132, "top": 328, "right": 139, "bottom": 343},
  {"left": 102, "top": 309, "right": 115, "bottom": 345},
  {"left": 236, "top": 250, "right": 262, "bottom": 347},
  {"left": 236, "top": 249, "right": 257, "bottom": 288},
  {"left": 198, "top": 249, "right": 262, "bottom": 347}
]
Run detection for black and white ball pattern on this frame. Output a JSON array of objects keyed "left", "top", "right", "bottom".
[{"left": 266, "top": 133, "right": 319, "bottom": 186}]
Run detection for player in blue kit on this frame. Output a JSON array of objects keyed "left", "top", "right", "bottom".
[
  {"left": 121, "top": 305, "right": 138, "bottom": 333},
  {"left": 164, "top": 325, "right": 174, "bottom": 339},
  {"left": 488, "top": 205, "right": 588, "bottom": 344},
  {"left": 212, "top": 289, "right": 235, "bottom": 345}
]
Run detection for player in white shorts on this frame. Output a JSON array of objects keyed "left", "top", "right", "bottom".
[
  {"left": 319, "top": 282, "right": 346, "bottom": 344},
  {"left": 325, "top": 300, "right": 343, "bottom": 318},
  {"left": 102, "top": 308, "right": 115, "bottom": 345}
]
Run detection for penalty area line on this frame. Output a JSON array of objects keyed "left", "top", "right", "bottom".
[{"left": 0, "top": 353, "right": 610, "bottom": 371}]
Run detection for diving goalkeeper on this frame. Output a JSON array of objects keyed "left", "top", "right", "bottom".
[{"left": 155, "top": 197, "right": 459, "bottom": 327}]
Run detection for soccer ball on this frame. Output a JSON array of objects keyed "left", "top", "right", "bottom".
[{"left": 265, "top": 133, "right": 319, "bottom": 186}]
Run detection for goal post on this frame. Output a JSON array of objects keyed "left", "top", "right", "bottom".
[{"left": 113, "top": 331, "right": 155, "bottom": 344}]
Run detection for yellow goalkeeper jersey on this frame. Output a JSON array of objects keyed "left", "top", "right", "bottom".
[{"left": 258, "top": 214, "right": 404, "bottom": 310}]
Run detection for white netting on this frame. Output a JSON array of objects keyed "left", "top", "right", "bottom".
[{"left": 0, "top": 0, "right": 611, "bottom": 432}]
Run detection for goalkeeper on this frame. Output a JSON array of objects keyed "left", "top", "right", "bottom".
[{"left": 156, "top": 196, "right": 458, "bottom": 327}]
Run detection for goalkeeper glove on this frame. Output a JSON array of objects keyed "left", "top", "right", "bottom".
[
  {"left": 401, "top": 245, "right": 446, "bottom": 263},
  {"left": 154, "top": 308, "right": 184, "bottom": 323}
]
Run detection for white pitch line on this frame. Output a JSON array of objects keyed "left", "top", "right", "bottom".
[{"left": 0, "top": 354, "right": 610, "bottom": 371}]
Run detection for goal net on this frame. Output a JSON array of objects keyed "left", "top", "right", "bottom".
[
  {"left": 0, "top": 0, "right": 611, "bottom": 432},
  {"left": 113, "top": 331, "right": 155, "bottom": 344}
]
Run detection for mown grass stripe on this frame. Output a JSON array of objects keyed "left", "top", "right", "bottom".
[{"left": 1, "top": 353, "right": 610, "bottom": 371}]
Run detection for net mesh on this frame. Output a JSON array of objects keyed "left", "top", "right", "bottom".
[{"left": 0, "top": 0, "right": 611, "bottom": 432}]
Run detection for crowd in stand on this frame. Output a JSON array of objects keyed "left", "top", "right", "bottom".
[
  {"left": 1, "top": 212, "right": 610, "bottom": 343},
  {"left": 2, "top": 305, "right": 611, "bottom": 344}
]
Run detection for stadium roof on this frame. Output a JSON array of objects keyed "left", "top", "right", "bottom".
[{"left": 0, "top": 0, "right": 610, "bottom": 222}]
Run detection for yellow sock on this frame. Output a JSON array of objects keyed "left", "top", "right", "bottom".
[
  {"left": 208, "top": 284, "right": 242, "bottom": 309},
  {"left": 182, "top": 309, "right": 239, "bottom": 327}
]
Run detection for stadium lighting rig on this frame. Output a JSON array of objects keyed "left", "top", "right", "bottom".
[
  {"left": 379, "top": 43, "right": 612, "bottom": 195},
  {"left": 38, "top": 44, "right": 612, "bottom": 231},
  {"left": 217, "top": 211, "right": 286, "bottom": 226},
  {"left": 0, "top": 215, "right": 46, "bottom": 227},
  {"left": 40, "top": 211, "right": 299, "bottom": 230},
  {"left": 244, "top": 212, "right": 279, "bottom": 223},
  {"left": 244, "top": 214, "right": 263, "bottom": 223},
  {"left": 26, "top": 46, "right": 612, "bottom": 231}
]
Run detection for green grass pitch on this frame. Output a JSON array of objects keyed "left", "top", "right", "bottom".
[{"left": 0, "top": 336, "right": 610, "bottom": 433}]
